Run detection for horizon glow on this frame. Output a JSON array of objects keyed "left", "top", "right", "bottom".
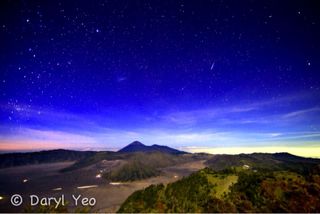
[{"left": 0, "top": 1, "right": 319, "bottom": 157}]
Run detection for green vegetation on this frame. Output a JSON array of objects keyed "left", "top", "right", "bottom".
[
  {"left": 62, "top": 151, "right": 195, "bottom": 173},
  {"left": 118, "top": 166, "right": 320, "bottom": 213},
  {"left": 24, "top": 202, "right": 92, "bottom": 213},
  {"left": 61, "top": 151, "right": 123, "bottom": 172},
  {"left": 227, "top": 170, "right": 320, "bottom": 212},
  {"left": 126, "top": 152, "right": 189, "bottom": 168},
  {"left": 205, "top": 172, "right": 238, "bottom": 198},
  {"left": 24, "top": 203, "right": 69, "bottom": 213},
  {"left": 103, "top": 152, "right": 196, "bottom": 182},
  {"left": 104, "top": 160, "right": 160, "bottom": 181},
  {"left": 118, "top": 168, "right": 238, "bottom": 212}
]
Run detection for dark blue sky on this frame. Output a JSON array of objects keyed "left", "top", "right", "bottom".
[{"left": 0, "top": 0, "right": 320, "bottom": 155}]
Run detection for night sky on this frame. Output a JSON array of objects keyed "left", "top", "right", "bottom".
[{"left": 1, "top": 0, "right": 320, "bottom": 156}]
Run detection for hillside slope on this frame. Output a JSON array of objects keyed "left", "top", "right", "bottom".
[
  {"left": 118, "top": 167, "right": 320, "bottom": 213},
  {"left": 206, "top": 153, "right": 320, "bottom": 174},
  {"left": 103, "top": 152, "right": 197, "bottom": 181}
]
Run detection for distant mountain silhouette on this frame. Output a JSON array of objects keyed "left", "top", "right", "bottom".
[
  {"left": 0, "top": 149, "right": 96, "bottom": 168},
  {"left": 0, "top": 142, "right": 187, "bottom": 169},
  {"left": 118, "top": 141, "right": 186, "bottom": 154},
  {"left": 205, "top": 152, "right": 320, "bottom": 173}
]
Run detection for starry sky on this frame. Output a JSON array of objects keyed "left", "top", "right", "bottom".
[{"left": 0, "top": 0, "right": 320, "bottom": 156}]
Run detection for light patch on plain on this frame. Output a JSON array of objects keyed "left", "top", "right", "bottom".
[
  {"left": 243, "top": 165, "right": 250, "bottom": 169},
  {"left": 77, "top": 185, "right": 98, "bottom": 189},
  {"left": 52, "top": 187, "right": 62, "bottom": 191},
  {"left": 109, "top": 182, "right": 122, "bottom": 185}
]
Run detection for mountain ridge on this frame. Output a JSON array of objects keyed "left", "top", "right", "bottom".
[
  {"left": 118, "top": 141, "right": 187, "bottom": 154},
  {"left": 0, "top": 141, "right": 187, "bottom": 169},
  {"left": 0, "top": 149, "right": 96, "bottom": 168}
]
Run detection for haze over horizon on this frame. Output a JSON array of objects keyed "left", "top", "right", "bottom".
[{"left": 1, "top": 1, "right": 320, "bottom": 157}]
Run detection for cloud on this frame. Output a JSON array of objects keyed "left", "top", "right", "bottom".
[
  {"left": 1, "top": 125, "right": 320, "bottom": 153},
  {"left": 162, "top": 105, "right": 258, "bottom": 125},
  {"left": 283, "top": 107, "right": 320, "bottom": 118},
  {"left": 162, "top": 94, "right": 316, "bottom": 126},
  {"left": 1, "top": 93, "right": 319, "bottom": 152},
  {"left": 269, "top": 133, "right": 282, "bottom": 137},
  {"left": 2, "top": 93, "right": 318, "bottom": 132}
]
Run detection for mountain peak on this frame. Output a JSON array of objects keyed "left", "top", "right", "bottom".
[
  {"left": 130, "top": 141, "right": 144, "bottom": 146},
  {"left": 118, "top": 141, "right": 186, "bottom": 154}
]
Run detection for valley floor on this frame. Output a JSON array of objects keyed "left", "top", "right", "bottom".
[{"left": 0, "top": 160, "right": 206, "bottom": 212}]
